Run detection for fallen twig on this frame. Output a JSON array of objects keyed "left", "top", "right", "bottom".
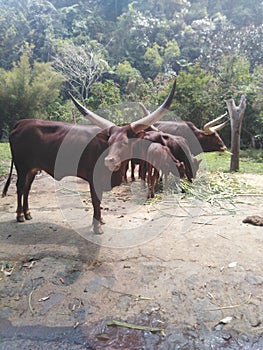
[
  {"left": 104, "top": 287, "right": 152, "bottom": 301},
  {"left": 205, "top": 294, "right": 252, "bottom": 312},
  {"left": 107, "top": 320, "right": 165, "bottom": 335},
  {"left": 28, "top": 287, "right": 36, "bottom": 315}
]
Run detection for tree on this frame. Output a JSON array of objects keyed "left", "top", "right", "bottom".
[
  {"left": 199, "top": 19, "right": 263, "bottom": 72},
  {"left": 246, "top": 64, "right": 263, "bottom": 148},
  {"left": 86, "top": 80, "right": 121, "bottom": 110},
  {"left": 0, "top": 51, "right": 64, "bottom": 133},
  {"left": 143, "top": 43, "right": 164, "bottom": 79},
  {"left": 226, "top": 95, "right": 247, "bottom": 171},
  {"left": 53, "top": 43, "right": 109, "bottom": 101},
  {"left": 115, "top": 61, "right": 142, "bottom": 89},
  {"left": 163, "top": 39, "right": 181, "bottom": 73},
  {"left": 0, "top": 1, "right": 30, "bottom": 69},
  {"left": 170, "top": 64, "right": 222, "bottom": 127}
]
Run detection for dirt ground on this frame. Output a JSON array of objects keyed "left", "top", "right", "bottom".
[{"left": 0, "top": 170, "right": 263, "bottom": 349}]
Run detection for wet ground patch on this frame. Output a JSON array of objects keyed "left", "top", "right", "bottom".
[{"left": 1, "top": 316, "right": 263, "bottom": 349}]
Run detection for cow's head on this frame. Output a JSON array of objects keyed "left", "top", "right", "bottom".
[
  {"left": 69, "top": 79, "right": 176, "bottom": 172},
  {"left": 192, "top": 158, "right": 202, "bottom": 178},
  {"left": 202, "top": 113, "right": 228, "bottom": 152}
]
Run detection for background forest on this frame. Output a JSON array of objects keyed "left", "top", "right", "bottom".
[{"left": 0, "top": 0, "right": 263, "bottom": 148}]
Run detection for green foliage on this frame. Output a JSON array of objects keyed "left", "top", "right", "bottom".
[
  {"left": 115, "top": 61, "right": 141, "bottom": 88},
  {"left": 0, "top": 142, "right": 11, "bottom": 178},
  {"left": 199, "top": 22, "right": 263, "bottom": 72},
  {"left": 215, "top": 55, "right": 251, "bottom": 100},
  {"left": 163, "top": 39, "right": 181, "bottom": 72},
  {"left": 48, "top": 99, "right": 76, "bottom": 123},
  {"left": 143, "top": 43, "right": 164, "bottom": 79},
  {"left": 0, "top": 51, "right": 64, "bottom": 132},
  {"left": 171, "top": 65, "right": 222, "bottom": 127},
  {"left": 214, "top": 0, "right": 263, "bottom": 28},
  {"left": 87, "top": 80, "right": 122, "bottom": 110},
  {"left": 252, "top": 65, "right": 263, "bottom": 117},
  {"left": 0, "top": 0, "right": 263, "bottom": 148}
]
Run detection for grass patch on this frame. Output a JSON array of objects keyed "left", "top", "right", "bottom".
[
  {"left": 0, "top": 142, "right": 11, "bottom": 178},
  {"left": 202, "top": 149, "right": 263, "bottom": 174}
]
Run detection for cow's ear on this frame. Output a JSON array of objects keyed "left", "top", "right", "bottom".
[
  {"left": 97, "top": 132, "right": 109, "bottom": 142},
  {"left": 101, "top": 126, "right": 114, "bottom": 137},
  {"left": 128, "top": 127, "right": 144, "bottom": 138},
  {"left": 135, "top": 130, "right": 146, "bottom": 139}
]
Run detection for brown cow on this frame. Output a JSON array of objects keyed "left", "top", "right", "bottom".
[
  {"left": 153, "top": 118, "right": 228, "bottom": 155},
  {"left": 139, "top": 103, "right": 228, "bottom": 155},
  {"left": 142, "top": 131, "right": 201, "bottom": 182},
  {"left": 146, "top": 142, "right": 185, "bottom": 198},
  {"left": 124, "top": 105, "right": 227, "bottom": 182},
  {"left": 2, "top": 79, "right": 176, "bottom": 234}
]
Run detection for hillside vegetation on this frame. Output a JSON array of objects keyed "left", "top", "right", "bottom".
[{"left": 0, "top": 0, "right": 262, "bottom": 147}]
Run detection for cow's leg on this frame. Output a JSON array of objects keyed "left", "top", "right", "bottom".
[
  {"left": 140, "top": 161, "right": 147, "bottom": 188},
  {"left": 147, "top": 165, "right": 155, "bottom": 198},
  {"left": 90, "top": 184, "right": 103, "bottom": 234},
  {"left": 138, "top": 161, "right": 142, "bottom": 179},
  {"left": 164, "top": 174, "right": 168, "bottom": 192},
  {"left": 16, "top": 172, "right": 27, "bottom": 222},
  {"left": 154, "top": 170, "right": 161, "bottom": 192},
  {"left": 131, "top": 160, "right": 136, "bottom": 181},
  {"left": 147, "top": 164, "right": 151, "bottom": 198},
  {"left": 123, "top": 160, "right": 129, "bottom": 183},
  {"left": 23, "top": 170, "right": 37, "bottom": 220},
  {"left": 151, "top": 169, "right": 158, "bottom": 198}
]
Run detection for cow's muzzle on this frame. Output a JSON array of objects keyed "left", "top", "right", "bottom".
[{"left": 104, "top": 157, "right": 121, "bottom": 172}]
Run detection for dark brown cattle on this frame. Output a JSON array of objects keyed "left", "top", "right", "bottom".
[
  {"left": 146, "top": 143, "right": 185, "bottom": 198},
  {"left": 2, "top": 80, "right": 176, "bottom": 234},
  {"left": 124, "top": 106, "right": 228, "bottom": 182},
  {"left": 143, "top": 131, "right": 201, "bottom": 182},
  {"left": 139, "top": 103, "right": 228, "bottom": 156},
  {"left": 153, "top": 119, "right": 227, "bottom": 155}
]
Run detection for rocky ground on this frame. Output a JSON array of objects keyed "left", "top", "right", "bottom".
[{"left": 0, "top": 171, "right": 263, "bottom": 349}]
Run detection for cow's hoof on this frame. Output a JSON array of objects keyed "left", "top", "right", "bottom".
[
  {"left": 25, "top": 212, "right": 32, "bottom": 220},
  {"left": 93, "top": 225, "right": 104, "bottom": 235},
  {"left": 17, "top": 215, "right": 25, "bottom": 222}
]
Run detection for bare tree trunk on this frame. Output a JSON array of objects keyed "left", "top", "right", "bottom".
[{"left": 226, "top": 95, "right": 247, "bottom": 171}]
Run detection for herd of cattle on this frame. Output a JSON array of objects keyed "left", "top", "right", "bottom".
[{"left": 2, "top": 79, "right": 228, "bottom": 234}]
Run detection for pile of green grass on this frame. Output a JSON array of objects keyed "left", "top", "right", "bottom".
[{"left": 179, "top": 171, "right": 262, "bottom": 205}]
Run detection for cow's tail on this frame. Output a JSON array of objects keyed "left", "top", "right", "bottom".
[{"left": 2, "top": 158, "right": 14, "bottom": 197}]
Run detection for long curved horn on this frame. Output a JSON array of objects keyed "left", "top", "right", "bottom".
[
  {"left": 211, "top": 119, "right": 229, "bottom": 132},
  {"left": 203, "top": 112, "right": 228, "bottom": 134},
  {"left": 131, "top": 78, "right": 176, "bottom": 133},
  {"left": 68, "top": 92, "right": 115, "bottom": 129},
  {"left": 138, "top": 103, "right": 159, "bottom": 131}
]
